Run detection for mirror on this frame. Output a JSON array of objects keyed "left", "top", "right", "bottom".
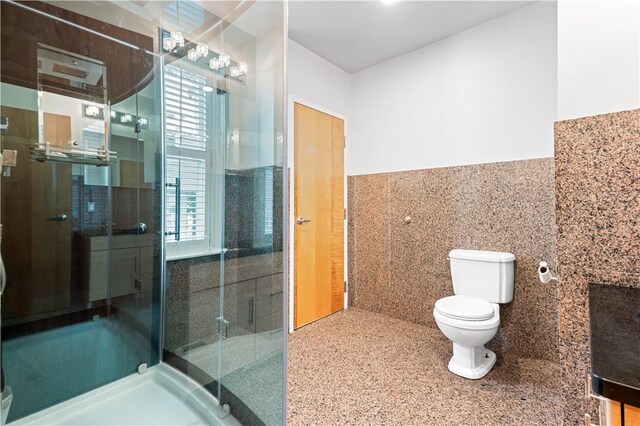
[{"left": 35, "top": 44, "right": 111, "bottom": 165}]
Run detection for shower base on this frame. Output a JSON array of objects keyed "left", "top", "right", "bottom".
[{"left": 9, "top": 363, "right": 240, "bottom": 426}]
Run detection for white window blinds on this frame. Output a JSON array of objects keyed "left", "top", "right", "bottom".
[
  {"left": 164, "top": 64, "right": 209, "bottom": 246},
  {"left": 164, "top": 64, "right": 207, "bottom": 151}
]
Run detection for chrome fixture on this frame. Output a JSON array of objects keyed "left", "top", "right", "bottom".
[
  {"left": 296, "top": 216, "right": 311, "bottom": 225},
  {"left": 230, "top": 62, "right": 247, "bottom": 78},
  {"left": 48, "top": 213, "right": 68, "bottom": 221},
  {"left": 163, "top": 31, "right": 184, "bottom": 52},
  {"left": 196, "top": 43, "right": 208, "bottom": 58},
  {"left": 218, "top": 53, "right": 230, "bottom": 68}
]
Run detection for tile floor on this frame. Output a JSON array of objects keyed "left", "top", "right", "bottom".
[{"left": 288, "top": 308, "right": 562, "bottom": 425}]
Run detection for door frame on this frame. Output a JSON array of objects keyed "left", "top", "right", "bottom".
[{"left": 287, "top": 96, "right": 348, "bottom": 333}]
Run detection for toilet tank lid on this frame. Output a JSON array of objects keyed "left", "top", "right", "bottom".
[{"left": 449, "top": 249, "right": 515, "bottom": 263}]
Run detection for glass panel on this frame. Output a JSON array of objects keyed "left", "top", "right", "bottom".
[
  {"left": 0, "top": 1, "right": 162, "bottom": 422},
  {"left": 218, "top": 2, "right": 286, "bottom": 424},
  {"left": 161, "top": 2, "right": 286, "bottom": 424},
  {"left": 162, "top": 49, "right": 222, "bottom": 389}
]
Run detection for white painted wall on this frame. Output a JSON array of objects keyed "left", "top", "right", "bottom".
[
  {"left": 287, "top": 40, "right": 352, "bottom": 331},
  {"left": 287, "top": 40, "right": 351, "bottom": 159},
  {"left": 349, "top": 2, "right": 557, "bottom": 176},
  {"left": 558, "top": 0, "right": 640, "bottom": 121}
]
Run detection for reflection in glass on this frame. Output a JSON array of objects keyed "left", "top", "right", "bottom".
[{"left": 35, "top": 45, "right": 113, "bottom": 166}]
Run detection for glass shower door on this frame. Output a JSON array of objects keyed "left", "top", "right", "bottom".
[
  {"left": 0, "top": 1, "right": 163, "bottom": 422},
  {"left": 159, "top": 1, "right": 286, "bottom": 424},
  {"left": 216, "top": 2, "right": 286, "bottom": 424}
]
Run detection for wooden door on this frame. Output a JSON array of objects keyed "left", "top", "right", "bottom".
[
  {"left": 0, "top": 108, "right": 72, "bottom": 319},
  {"left": 294, "top": 103, "right": 344, "bottom": 329}
]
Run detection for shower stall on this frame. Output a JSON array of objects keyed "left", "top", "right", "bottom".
[{"left": 0, "top": 1, "right": 286, "bottom": 425}]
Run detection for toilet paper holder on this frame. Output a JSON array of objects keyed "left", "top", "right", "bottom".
[{"left": 538, "top": 261, "right": 557, "bottom": 283}]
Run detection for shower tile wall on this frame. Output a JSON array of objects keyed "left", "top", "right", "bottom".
[
  {"left": 348, "top": 158, "right": 559, "bottom": 362},
  {"left": 554, "top": 109, "right": 640, "bottom": 425}
]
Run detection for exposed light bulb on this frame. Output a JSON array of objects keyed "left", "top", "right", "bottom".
[
  {"left": 85, "top": 105, "right": 101, "bottom": 117},
  {"left": 187, "top": 48, "right": 198, "bottom": 61},
  {"left": 120, "top": 114, "right": 133, "bottom": 124},
  {"left": 230, "top": 62, "right": 247, "bottom": 79},
  {"left": 163, "top": 37, "right": 176, "bottom": 52},
  {"left": 171, "top": 32, "right": 184, "bottom": 47},
  {"left": 218, "top": 53, "right": 230, "bottom": 68},
  {"left": 209, "top": 58, "right": 221, "bottom": 70},
  {"left": 196, "top": 43, "right": 209, "bottom": 58}
]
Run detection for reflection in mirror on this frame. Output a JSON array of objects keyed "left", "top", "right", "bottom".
[{"left": 34, "top": 44, "right": 113, "bottom": 165}]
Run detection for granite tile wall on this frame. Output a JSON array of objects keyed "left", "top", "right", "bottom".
[
  {"left": 554, "top": 109, "right": 640, "bottom": 425},
  {"left": 348, "top": 158, "right": 559, "bottom": 362}
]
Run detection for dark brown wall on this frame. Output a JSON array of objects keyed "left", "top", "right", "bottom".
[{"left": 0, "top": 1, "right": 154, "bottom": 104}]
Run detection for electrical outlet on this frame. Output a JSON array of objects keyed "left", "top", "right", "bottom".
[{"left": 87, "top": 202, "right": 96, "bottom": 213}]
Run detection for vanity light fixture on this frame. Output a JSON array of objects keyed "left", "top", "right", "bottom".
[
  {"left": 218, "top": 53, "right": 230, "bottom": 68},
  {"left": 187, "top": 48, "right": 198, "bottom": 61},
  {"left": 230, "top": 62, "right": 248, "bottom": 78},
  {"left": 110, "top": 110, "right": 117, "bottom": 119},
  {"left": 196, "top": 43, "right": 209, "bottom": 58},
  {"left": 163, "top": 37, "right": 175, "bottom": 52},
  {"left": 120, "top": 114, "right": 133, "bottom": 124},
  {"left": 163, "top": 32, "right": 185, "bottom": 52},
  {"left": 171, "top": 32, "right": 185, "bottom": 47},
  {"left": 209, "top": 58, "right": 221, "bottom": 70},
  {"left": 84, "top": 105, "right": 102, "bottom": 118},
  {"left": 137, "top": 117, "right": 148, "bottom": 127}
]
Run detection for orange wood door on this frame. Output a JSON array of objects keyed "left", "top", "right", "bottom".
[
  {"left": 294, "top": 103, "right": 344, "bottom": 329},
  {"left": 608, "top": 400, "right": 640, "bottom": 426}
]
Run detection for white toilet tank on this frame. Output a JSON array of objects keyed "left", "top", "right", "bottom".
[{"left": 449, "top": 249, "right": 515, "bottom": 303}]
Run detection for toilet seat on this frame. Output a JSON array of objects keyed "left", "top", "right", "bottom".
[{"left": 434, "top": 295, "right": 495, "bottom": 321}]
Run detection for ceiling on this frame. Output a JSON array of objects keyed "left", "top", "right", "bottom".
[{"left": 289, "top": 1, "right": 536, "bottom": 73}]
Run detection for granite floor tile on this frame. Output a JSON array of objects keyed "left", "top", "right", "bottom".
[{"left": 288, "top": 308, "right": 562, "bottom": 426}]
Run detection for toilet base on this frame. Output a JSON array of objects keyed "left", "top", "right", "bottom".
[{"left": 447, "top": 344, "right": 496, "bottom": 379}]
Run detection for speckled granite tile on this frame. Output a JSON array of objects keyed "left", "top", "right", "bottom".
[
  {"left": 288, "top": 308, "right": 562, "bottom": 426},
  {"left": 347, "top": 176, "right": 357, "bottom": 306},
  {"left": 556, "top": 267, "right": 590, "bottom": 344},
  {"left": 555, "top": 109, "right": 640, "bottom": 274},
  {"left": 559, "top": 338, "right": 599, "bottom": 426},
  {"left": 351, "top": 173, "right": 391, "bottom": 314},
  {"left": 554, "top": 109, "right": 640, "bottom": 425},
  {"left": 348, "top": 158, "right": 558, "bottom": 363}
]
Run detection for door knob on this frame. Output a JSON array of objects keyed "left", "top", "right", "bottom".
[
  {"left": 296, "top": 216, "right": 311, "bottom": 225},
  {"left": 49, "top": 213, "right": 68, "bottom": 221}
]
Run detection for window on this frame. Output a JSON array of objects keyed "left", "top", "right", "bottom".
[{"left": 164, "top": 63, "right": 213, "bottom": 258}]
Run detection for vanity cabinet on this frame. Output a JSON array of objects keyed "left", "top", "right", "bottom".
[
  {"left": 87, "top": 234, "right": 155, "bottom": 301},
  {"left": 609, "top": 401, "right": 640, "bottom": 426}
]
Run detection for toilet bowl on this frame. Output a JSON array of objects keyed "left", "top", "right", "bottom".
[
  {"left": 433, "top": 295, "right": 500, "bottom": 379},
  {"left": 433, "top": 249, "right": 515, "bottom": 380}
]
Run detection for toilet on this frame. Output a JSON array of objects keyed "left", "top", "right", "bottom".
[{"left": 433, "top": 249, "right": 515, "bottom": 379}]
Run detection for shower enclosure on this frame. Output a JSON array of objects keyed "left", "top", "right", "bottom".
[{"left": 0, "top": 1, "right": 286, "bottom": 425}]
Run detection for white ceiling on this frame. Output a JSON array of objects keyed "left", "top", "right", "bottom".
[{"left": 289, "top": 1, "right": 537, "bottom": 73}]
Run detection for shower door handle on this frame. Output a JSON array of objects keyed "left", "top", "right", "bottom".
[
  {"left": 164, "top": 177, "right": 180, "bottom": 241},
  {"left": 296, "top": 216, "right": 311, "bottom": 225}
]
